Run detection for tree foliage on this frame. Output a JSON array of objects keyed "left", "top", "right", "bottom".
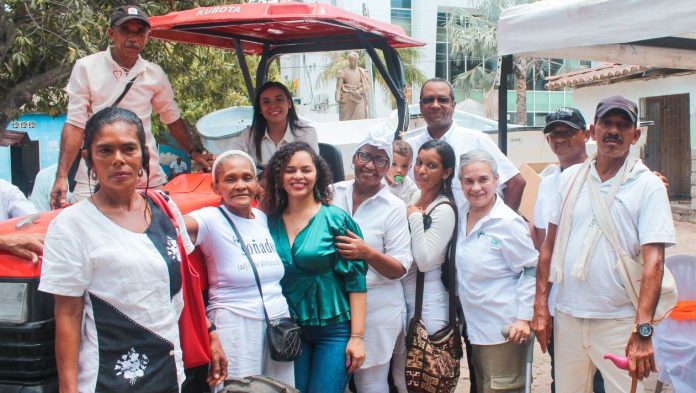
[
  {"left": 1, "top": 0, "right": 253, "bottom": 140},
  {"left": 446, "top": 0, "right": 550, "bottom": 124}
]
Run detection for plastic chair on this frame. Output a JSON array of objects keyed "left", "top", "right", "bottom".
[{"left": 653, "top": 254, "right": 696, "bottom": 393}]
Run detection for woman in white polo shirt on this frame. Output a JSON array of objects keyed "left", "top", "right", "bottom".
[
  {"left": 332, "top": 128, "right": 413, "bottom": 393},
  {"left": 184, "top": 150, "right": 294, "bottom": 388},
  {"left": 456, "top": 149, "right": 538, "bottom": 393}
]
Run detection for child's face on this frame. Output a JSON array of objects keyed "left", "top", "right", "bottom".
[{"left": 388, "top": 152, "right": 412, "bottom": 178}]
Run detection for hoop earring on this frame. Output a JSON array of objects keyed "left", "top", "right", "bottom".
[
  {"left": 91, "top": 170, "right": 98, "bottom": 181},
  {"left": 138, "top": 168, "right": 144, "bottom": 177}
]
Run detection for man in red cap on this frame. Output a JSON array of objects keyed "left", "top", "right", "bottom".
[{"left": 50, "top": 5, "right": 214, "bottom": 209}]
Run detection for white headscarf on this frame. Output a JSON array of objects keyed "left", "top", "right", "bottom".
[
  {"left": 354, "top": 122, "right": 395, "bottom": 163},
  {"left": 211, "top": 149, "right": 256, "bottom": 183}
]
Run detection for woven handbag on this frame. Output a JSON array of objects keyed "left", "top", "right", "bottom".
[{"left": 405, "top": 201, "right": 463, "bottom": 393}]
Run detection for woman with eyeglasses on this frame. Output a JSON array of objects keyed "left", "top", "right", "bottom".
[
  {"left": 332, "top": 128, "right": 412, "bottom": 393},
  {"left": 231, "top": 81, "right": 319, "bottom": 165}
]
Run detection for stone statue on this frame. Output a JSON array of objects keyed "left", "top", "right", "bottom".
[{"left": 335, "top": 51, "right": 370, "bottom": 121}]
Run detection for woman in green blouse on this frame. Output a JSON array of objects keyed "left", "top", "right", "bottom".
[{"left": 262, "top": 142, "right": 368, "bottom": 393}]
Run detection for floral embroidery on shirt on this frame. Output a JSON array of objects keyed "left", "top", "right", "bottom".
[
  {"left": 165, "top": 236, "right": 180, "bottom": 262},
  {"left": 114, "top": 347, "right": 149, "bottom": 385}
]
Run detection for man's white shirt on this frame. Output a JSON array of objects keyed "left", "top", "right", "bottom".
[
  {"left": 407, "top": 124, "right": 519, "bottom": 212},
  {"left": 549, "top": 159, "right": 676, "bottom": 318}
]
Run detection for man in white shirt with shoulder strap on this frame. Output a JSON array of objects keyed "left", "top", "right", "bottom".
[
  {"left": 50, "top": 5, "right": 214, "bottom": 209},
  {"left": 532, "top": 96, "right": 676, "bottom": 393}
]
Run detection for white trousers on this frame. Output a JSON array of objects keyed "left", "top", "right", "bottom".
[
  {"left": 354, "top": 362, "right": 391, "bottom": 393},
  {"left": 208, "top": 308, "right": 294, "bottom": 391},
  {"left": 554, "top": 311, "right": 643, "bottom": 393}
]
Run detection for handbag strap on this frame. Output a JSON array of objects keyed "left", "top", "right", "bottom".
[
  {"left": 587, "top": 159, "right": 636, "bottom": 258},
  {"left": 68, "top": 76, "right": 137, "bottom": 192},
  {"left": 217, "top": 207, "right": 273, "bottom": 325},
  {"left": 414, "top": 200, "right": 459, "bottom": 326},
  {"left": 112, "top": 76, "right": 137, "bottom": 108}
]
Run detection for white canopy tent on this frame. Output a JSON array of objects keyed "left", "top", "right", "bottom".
[{"left": 498, "top": 0, "right": 696, "bottom": 70}]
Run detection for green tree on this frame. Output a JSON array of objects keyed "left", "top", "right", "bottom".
[
  {"left": 317, "top": 48, "right": 426, "bottom": 108},
  {"left": 446, "top": 0, "right": 550, "bottom": 124},
  {"left": 0, "top": 0, "right": 249, "bottom": 140}
]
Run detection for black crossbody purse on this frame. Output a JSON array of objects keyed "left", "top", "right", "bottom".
[{"left": 217, "top": 207, "right": 302, "bottom": 362}]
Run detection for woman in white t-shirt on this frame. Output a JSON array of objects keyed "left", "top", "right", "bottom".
[
  {"left": 39, "top": 107, "right": 226, "bottom": 392},
  {"left": 185, "top": 149, "right": 294, "bottom": 387}
]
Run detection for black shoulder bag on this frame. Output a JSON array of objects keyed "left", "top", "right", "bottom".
[
  {"left": 405, "top": 200, "right": 463, "bottom": 393},
  {"left": 217, "top": 207, "right": 302, "bottom": 362},
  {"left": 67, "top": 76, "right": 137, "bottom": 192}
]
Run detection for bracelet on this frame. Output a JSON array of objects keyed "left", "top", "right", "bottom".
[
  {"left": 188, "top": 147, "right": 203, "bottom": 156},
  {"left": 350, "top": 334, "right": 364, "bottom": 339}
]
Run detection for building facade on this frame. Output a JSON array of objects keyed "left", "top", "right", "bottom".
[{"left": 282, "top": 0, "right": 576, "bottom": 126}]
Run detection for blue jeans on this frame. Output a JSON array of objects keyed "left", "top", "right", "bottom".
[{"left": 294, "top": 321, "right": 350, "bottom": 393}]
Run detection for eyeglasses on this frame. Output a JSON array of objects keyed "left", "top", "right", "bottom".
[
  {"left": 420, "top": 96, "right": 452, "bottom": 105},
  {"left": 355, "top": 151, "right": 389, "bottom": 168}
]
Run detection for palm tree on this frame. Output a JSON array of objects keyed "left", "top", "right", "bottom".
[
  {"left": 317, "top": 48, "right": 426, "bottom": 108},
  {"left": 446, "top": 0, "right": 547, "bottom": 124}
]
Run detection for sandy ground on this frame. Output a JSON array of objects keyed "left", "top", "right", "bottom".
[{"left": 453, "top": 221, "right": 695, "bottom": 393}]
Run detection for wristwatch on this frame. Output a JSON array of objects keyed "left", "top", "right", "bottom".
[
  {"left": 188, "top": 147, "right": 203, "bottom": 157},
  {"left": 634, "top": 322, "right": 654, "bottom": 339},
  {"left": 208, "top": 322, "right": 217, "bottom": 334}
]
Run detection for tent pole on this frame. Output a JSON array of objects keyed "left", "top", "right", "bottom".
[{"left": 498, "top": 55, "right": 512, "bottom": 155}]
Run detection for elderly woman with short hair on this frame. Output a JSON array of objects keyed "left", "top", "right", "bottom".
[{"left": 455, "top": 149, "right": 538, "bottom": 393}]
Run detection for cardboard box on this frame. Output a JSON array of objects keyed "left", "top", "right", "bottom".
[{"left": 517, "top": 162, "right": 557, "bottom": 223}]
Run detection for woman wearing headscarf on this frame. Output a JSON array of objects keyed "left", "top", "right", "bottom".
[
  {"left": 456, "top": 149, "right": 537, "bottom": 393},
  {"left": 184, "top": 150, "right": 294, "bottom": 388},
  {"left": 332, "top": 125, "right": 413, "bottom": 393}
]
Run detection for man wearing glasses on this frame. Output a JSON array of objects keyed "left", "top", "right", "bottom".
[
  {"left": 50, "top": 5, "right": 214, "bottom": 209},
  {"left": 407, "top": 78, "right": 525, "bottom": 212}
]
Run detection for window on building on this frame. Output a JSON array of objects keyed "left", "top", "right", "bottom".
[
  {"left": 391, "top": 0, "right": 411, "bottom": 36},
  {"left": 436, "top": 11, "right": 475, "bottom": 82}
]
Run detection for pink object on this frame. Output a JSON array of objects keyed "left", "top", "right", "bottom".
[{"left": 604, "top": 353, "right": 629, "bottom": 370}]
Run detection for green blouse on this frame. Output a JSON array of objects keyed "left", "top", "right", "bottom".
[{"left": 268, "top": 204, "right": 367, "bottom": 326}]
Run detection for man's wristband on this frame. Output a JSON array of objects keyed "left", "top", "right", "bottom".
[{"left": 188, "top": 147, "right": 203, "bottom": 156}]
